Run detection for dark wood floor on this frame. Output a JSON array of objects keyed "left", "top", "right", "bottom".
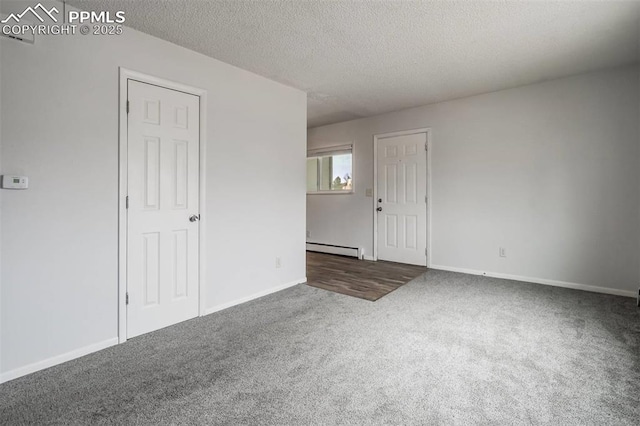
[{"left": 306, "top": 251, "right": 427, "bottom": 301}]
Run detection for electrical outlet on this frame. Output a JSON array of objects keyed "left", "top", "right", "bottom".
[
  {"left": 275, "top": 257, "right": 282, "bottom": 269},
  {"left": 365, "top": 188, "right": 373, "bottom": 197},
  {"left": 499, "top": 247, "right": 506, "bottom": 258}
]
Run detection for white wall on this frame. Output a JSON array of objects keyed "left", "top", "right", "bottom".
[
  {"left": 308, "top": 65, "right": 639, "bottom": 296},
  {"left": 0, "top": 31, "right": 3, "bottom": 377},
  {"left": 0, "top": 1, "right": 306, "bottom": 380}
]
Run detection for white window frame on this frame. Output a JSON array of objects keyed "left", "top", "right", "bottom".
[{"left": 307, "top": 143, "right": 354, "bottom": 195}]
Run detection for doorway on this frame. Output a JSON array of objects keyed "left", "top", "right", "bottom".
[
  {"left": 373, "top": 129, "right": 430, "bottom": 266},
  {"left": 119, "top": 69, "right": 207, "bottom": 340}
]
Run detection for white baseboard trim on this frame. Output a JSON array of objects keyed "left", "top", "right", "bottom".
[
  {"left": 203, "top": 277, "right": 307, "bottom": 316},
  {"left": 363, "top": 255, "right": 376, "bottom": 261},
  {"left": 429, "top": 264, "right": 636, "bottom": 298},
  {"left": 0, "top": 337, "right": 119, "bottom": 384}
]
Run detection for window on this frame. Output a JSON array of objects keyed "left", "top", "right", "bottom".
[{"left": 307, "top": 144, "right": 353, "bottom": 194}]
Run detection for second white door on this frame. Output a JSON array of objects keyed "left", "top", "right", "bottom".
[
  {"left": 376, "top": 132, "right": 427, "bottom": 266},
  {"left": 127, "top": 80, "right": 200, "bottom": 338}
]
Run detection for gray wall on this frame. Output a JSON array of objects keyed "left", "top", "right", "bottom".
[
  {"left": 0, "top": 1, "right": 306, "bottom": 380},
  {"left": 308, "top": 66, "right": 639, "bottom": 296}
]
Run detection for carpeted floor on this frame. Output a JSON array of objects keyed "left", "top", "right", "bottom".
[{"left": 1, "top": 270, "right": 639, "bottom": 425}]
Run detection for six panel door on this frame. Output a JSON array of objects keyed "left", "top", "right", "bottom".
[
  {"left": 377, "top": 132, "right": 427, "bottom": 266},
  {"left": 127, "top": 80, "right": 200, "bottom": 338}
]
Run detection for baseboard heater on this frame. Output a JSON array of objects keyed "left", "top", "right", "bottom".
[{"left": 306, "top": 242, "right": 362, "bottom": 259}]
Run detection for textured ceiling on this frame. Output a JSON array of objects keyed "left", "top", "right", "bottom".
[{"left": 67, "top": 0, "right": 640, "bottom": 128}]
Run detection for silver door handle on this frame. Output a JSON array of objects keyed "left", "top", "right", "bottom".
[{"left": 189, "top": 214, "right": 200, "bottom": 222}]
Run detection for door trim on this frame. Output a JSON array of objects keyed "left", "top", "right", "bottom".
[
  {"left": 373, "top": 128, "right": 431, "bottom": 267},
  {"left": 118, "top": 68, "right": 208, "bottom": 343}
]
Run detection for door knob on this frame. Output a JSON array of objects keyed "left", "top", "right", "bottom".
[
  {"left": 189, "top": 214, "right": 200, "bottom": 222},
  {"left": 376, "top": 207, "right": 382, "bottom": 212}
]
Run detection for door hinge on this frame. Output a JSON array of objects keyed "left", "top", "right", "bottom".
[
  {"left": 126, "top": 292, "right": 129, "bottom": 305},
  {"left": 125, "top": 196, "right": 129, "bottom": 209},
  {"left": 425, "top": 143, "right": 427, "bottom": 151},
  {"left": 425, "top": 195, "right": 428, "bottom": 203},
  {"left": 425, "top": 248, "right": 428, "bottom": 255},
  {"left": 126, "top": 100, "right": 130, "bottom": 114}
]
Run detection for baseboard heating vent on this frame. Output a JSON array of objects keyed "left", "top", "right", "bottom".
[{"left": 306, "top": 242, "right": 362, "bottom": 259}]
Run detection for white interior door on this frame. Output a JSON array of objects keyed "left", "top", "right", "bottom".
[
  {"left": 376, "top": 132, "right": 427, "bottom": 266},
  {"left": 127, "top": 80, "right": 200, "bottom": 338}
]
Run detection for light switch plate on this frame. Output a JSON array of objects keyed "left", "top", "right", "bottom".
[{"left": 2, "top": 175, "right": 29, "bottom": 189}]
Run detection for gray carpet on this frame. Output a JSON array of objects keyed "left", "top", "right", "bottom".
[{"left": 1, "top": 270, "right": 639, "bottom": 425}]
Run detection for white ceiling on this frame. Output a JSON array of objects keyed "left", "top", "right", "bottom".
[{"left": 67, "top": 0, "right": 640, "bottom": 128}]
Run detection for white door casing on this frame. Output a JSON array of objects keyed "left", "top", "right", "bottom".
[
  {"left": 375, "top": 131, "right": 428, "bottom": 266},
  {"left": 126, "top": 80, "right": 200, "bottom": 338}
]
